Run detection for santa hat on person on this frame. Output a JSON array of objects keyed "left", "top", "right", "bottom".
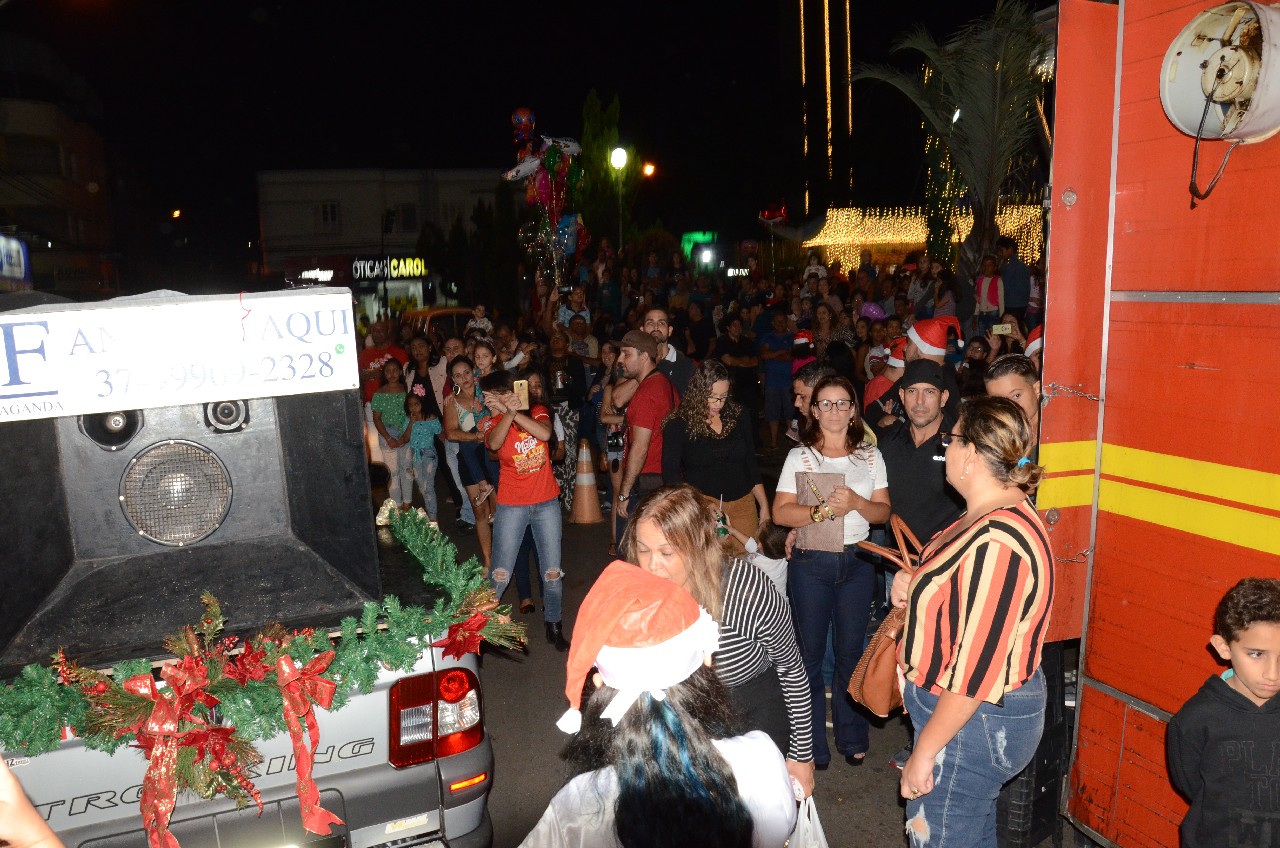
[
  {"left": 907, "top": 316, "right": 964, "bottom": 357},
  {"left": 793, "top": 330, "right": 814, "bottom": 347},
  {"left": 886, "top": 336, "right": 909, "bottom": 369},
  {"left": 556, "top": 562, "right": 720, "bottom": 734},
  {"left": 1025, "top": 325, "right": 1044, "bottom": 358}
]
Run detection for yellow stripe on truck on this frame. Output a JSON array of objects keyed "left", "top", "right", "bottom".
[
  {"left": 1039, "top": 440, "right": 1098, "bottom": 474},
  {"left": 1099, "top": 480, "right": 1280, "bottom": 556},
  {"left": 1037, "top": 473, "right": 1095, "bottom": 509},
  {"left": 1102, "top": 445, "right": 1280, "bottom": 513}
]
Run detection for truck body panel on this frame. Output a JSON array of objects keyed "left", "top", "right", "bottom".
[{"left": 1043, "top": 1, "right": 1280, "bottom": 843}]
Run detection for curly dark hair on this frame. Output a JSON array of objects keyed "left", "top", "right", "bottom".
[
  {"left": 1214, "top": 577, "right": 1280, "bottom": 642},
  {"left": 662, "top": 359, "right": 742, "bottom": 440},
  {"left": 560, "top": 665, "right": 753, "bottom": 848}
]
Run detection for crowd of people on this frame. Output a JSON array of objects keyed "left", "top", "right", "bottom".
[{"left": 348, "top": 236, "right": 1063, "bottom": 845}]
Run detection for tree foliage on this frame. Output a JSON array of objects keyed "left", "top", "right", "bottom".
[
  {"left": 854, "top": 0, "right": 1048, "bottom": 274},
  {"left": 579, "top": 90, "right": 637, "bottom": 253}
]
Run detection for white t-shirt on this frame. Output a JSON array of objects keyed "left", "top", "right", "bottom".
[
  {"left": 518, "top": 731, "right": 796, "bottom": 848},
  {"left": 777, "top": 445, "right": 888, "bottom": 545}
]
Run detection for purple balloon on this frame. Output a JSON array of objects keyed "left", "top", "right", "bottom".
[{"left": 860, "top": 302, "right": 887, "bottom": 320}]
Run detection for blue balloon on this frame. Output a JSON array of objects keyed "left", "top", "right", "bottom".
[{"left": 556, "top": 215, "right": 579, "bottom": 256}]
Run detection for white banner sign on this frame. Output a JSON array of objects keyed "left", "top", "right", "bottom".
[{"left": 0, "top": 287, "right": 359, "bottom": 423}]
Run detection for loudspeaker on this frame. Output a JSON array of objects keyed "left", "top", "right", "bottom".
[{"left": 0, "top": 389, "right": 380, "bottom": 675}]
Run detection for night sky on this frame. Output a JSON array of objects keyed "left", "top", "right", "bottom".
[{"left": 4, "top": 0, "right": 1016, "bottom": 255}]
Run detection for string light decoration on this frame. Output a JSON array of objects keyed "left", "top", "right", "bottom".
[{"left": 804, "top": 204, "right": 1043, "bottom": 270}]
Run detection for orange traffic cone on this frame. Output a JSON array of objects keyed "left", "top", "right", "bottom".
[{"left": 569, "top": 438, "right": 604, "bottom": 524}]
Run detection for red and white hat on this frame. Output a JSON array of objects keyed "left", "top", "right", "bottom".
[
  {"left": 1025, "top": 325, "right": 1043, "bottom": 358},
  {"left": 794, "top": 329, "right": 814, "bottom": 347},
  {"left": 886, "top": 336, "right": 909, "bottom": 369},
  {"left": 908, "top": 316, "right": 964, "bottom": 357},
  {"left": 556, "top": 561, "right": 720, "bottom": 734}
]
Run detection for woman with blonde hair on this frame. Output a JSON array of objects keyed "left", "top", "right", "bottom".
[
  {"left": 624, "top": 484, "right": 816, "bottom": 797},
  {"left": 892, "top": 395, "right": 1053, "bottom": 845},
  {"left": 660, "top": 360, "right": 769, "bottom": 555}
]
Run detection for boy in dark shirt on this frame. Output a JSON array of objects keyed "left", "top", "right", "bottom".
[{"left": 1167, "top": 577, "right": 1280, "bottom": 848}]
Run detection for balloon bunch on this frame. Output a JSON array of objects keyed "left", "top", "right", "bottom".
[{"left": 504, "top": 107, "right": 590, "bottom": 287}]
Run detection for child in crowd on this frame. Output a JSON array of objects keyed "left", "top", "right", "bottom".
[
  {"left": 725, "top": 519, "right": 791, "bottom": 597},
  {"left": 371, "top": 359, "right": 412, "bottom": 510},
  {"left": 1167, "top": 577, "right": 1280, "bottom": 848},
  {"left": 466, "top": 304, "right": 494, "bottom": 336},
  {"left": 406, "top": 388, "right": 443, "bottom": 520}
]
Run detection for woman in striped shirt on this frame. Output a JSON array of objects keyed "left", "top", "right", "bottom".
[
  {"left": 891, "top": 395, "right": 1053, "bottom": 847},
  {"left": 625, "top": 484, "right": 816, "bottom": 799}
]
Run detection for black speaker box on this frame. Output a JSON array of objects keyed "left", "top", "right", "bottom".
[{"left": 0, "top": 389, "right": 380, "bottom": 676}]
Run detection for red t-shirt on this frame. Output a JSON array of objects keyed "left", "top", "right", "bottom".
[
  {"left": 480, "top": 405, "right": 560, "bottom": 506},
  {"left": 358, "top": 344, "right": 409, "bottom": 403},
  {"left": 625, "top": 372, "right": 678, "bottom": 476}
]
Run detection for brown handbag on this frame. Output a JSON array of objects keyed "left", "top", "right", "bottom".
[{"left": 847, "top": 515, "right": 923, "bottom": 717}]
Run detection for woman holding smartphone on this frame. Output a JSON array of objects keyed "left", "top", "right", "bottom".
[{"left": 480, "top": 370, "right": 568, "bottom": 651}]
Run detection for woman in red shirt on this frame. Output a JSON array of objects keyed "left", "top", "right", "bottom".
[{"left": 479, "top": 370, "right": 568, "bottom": 651}]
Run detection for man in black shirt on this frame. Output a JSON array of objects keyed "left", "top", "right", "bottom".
[
  {"left": 644, "top": 307, "right": 695, "bottom": 393},
  {"left": 879, "top": 359, "right": 964, "bottom": 546},
  {"left": 715, "top": 315, "right": 760, "bottom": 419}
]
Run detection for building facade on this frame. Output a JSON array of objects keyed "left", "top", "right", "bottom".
[{"left": 257, "top": 168, "right": 500, "bottom": 318}]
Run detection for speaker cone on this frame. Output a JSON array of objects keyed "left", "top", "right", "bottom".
[{"left": 119, "top": 440, "right": 232, "bottom": 546}]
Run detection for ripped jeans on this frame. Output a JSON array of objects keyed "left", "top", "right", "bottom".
[
  {"left": 904, "top": 668, "right": 1045, "bottom": 848},
  {"left": 489, "top": 498, "right": 563, "bottom": 623}
]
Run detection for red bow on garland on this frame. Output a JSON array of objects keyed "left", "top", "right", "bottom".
[
  {"left": 121, "top": 659, "right": 221, "bottom": 848},
  {"left": 275, "top": 651, "right": 343, "bottom": 834}
]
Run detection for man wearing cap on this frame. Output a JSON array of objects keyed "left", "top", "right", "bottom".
[
  {"left": 879, "top": 360, "right": 965, "bottom": 543},
  {"left": 616, "top": 330, "right": 678, "bottom": 521},
  {"left": 528, "top": 562, "right": 797, "bottom": 847},
  {"left": 643, "top": 307, "right": 695, "bottom": 394}
]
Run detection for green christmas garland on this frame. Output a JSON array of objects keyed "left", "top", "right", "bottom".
[{"left": 0, "top": 506, "right": 523, "bottom": 760}]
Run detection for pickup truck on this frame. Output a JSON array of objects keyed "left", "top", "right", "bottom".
[{"left": 0, "top": 288, "right": 504, "bottom": 848}]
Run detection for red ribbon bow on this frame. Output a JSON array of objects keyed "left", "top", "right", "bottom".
[
  {"left": 275, "top": 652, "right": 343, "bottom": 834},
  {"left": 122, "top": 675, "right": 184, "bottom": 848}
]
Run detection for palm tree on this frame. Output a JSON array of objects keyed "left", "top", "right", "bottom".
[{"left": 854, "top": 0, "right": 1048, "bottom": 277}]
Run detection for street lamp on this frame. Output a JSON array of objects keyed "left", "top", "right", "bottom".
[{"left": 610, "top": 147, "right": 627, "bottom": 252}]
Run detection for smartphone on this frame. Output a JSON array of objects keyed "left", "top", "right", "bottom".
[
  {"left": 557, "top": 285, "right": 574, "bottom": 296},
  {"left": 512, "top": 379, "right": 530, "bottom": 411},
  {"left": 992, "top": 323, "right": 1013, "bottom": 336}
]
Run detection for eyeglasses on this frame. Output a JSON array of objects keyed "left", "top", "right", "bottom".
[
  {"left": 938, "top": 432, "right": 967, "bottom": 448},
  {"left": 708, "top": 394, "right": 729, "bottom": 403},
  {"left": 814, "top": 399, "right": 853, "bottom": 412}
]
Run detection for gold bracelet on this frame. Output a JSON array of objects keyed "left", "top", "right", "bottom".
[{"left": 810, "top": 506, "right": 824, "bottom": 523}]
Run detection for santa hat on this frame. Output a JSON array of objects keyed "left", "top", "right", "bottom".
[
  {"left": 1025, "top": 325, "right": 1043, "bottom": 358},
  {"left": 908, "top": 316, "right": 964, "bottom": 357},
  {"left": 886, "top": 336, "right": 909, "bottom": 369},
  {"left": 794, "top": 330, "right": 814, "bottom": 347},
  {"left": 555, "top": 562, "right": 720, "bottom": 734}
]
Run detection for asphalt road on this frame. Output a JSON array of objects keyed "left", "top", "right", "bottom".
[{"left": 375, "top": 456, "right": 914, "bottom": 848}]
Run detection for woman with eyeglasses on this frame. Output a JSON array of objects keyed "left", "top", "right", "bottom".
[
  {"left": 661, "top": 360, "right": 770, "bottom": 556},
  {"left": 772, "top": 375, "right": 890, "bottom": 769},
  {"left": 891, "top": 395, "right": 1052, "bottom": 845}
]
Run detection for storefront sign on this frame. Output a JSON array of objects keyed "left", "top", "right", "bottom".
[
  {"left": 0, "top": 288, "right": 358, "bottom": 423},
  {"left": 350, "top": 255, "right": 428, "bottom": 282}
]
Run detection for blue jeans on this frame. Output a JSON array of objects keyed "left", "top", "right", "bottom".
[
  {"left": 411, "top": 453, "right": 439, "bottom": 520},
  {"left": 788, "top": 545, "right": 876, "bottom": 763},
  {"left": 490, "top": 498, "right": 563, "bottom": 622},
  {"left": 444, "top": 441, "right": 476, "bottom": 525},
  {"left": 904, "top": 668, "right": 1046, "bottom": 847},
  {"left": 513, "top": 526, "right": 543, "bottom": 603}
]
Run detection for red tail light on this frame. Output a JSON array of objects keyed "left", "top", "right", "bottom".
[{"left": 388, "top": 669, "right": 484, "bottom": 768}]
